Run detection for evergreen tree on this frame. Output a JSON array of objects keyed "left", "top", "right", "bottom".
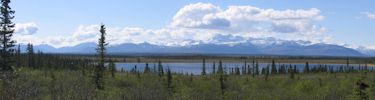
[
  {"left": 217, "top": 60, "right": 223, "bottom": 74},
  {"left": 212, "top": 61, "right": 216, "bottom": 74},
  {"left": 201, "top": 58, "right": 206, "bottom": 75},
  {"left": 131, "top": 65, "right": 137, "bottom": 73},
  {"left": 261, "top": 67, "right": 265, "bottom": 75},
  {"left": 271, "top": 59, "right": 277, "bottom": 74},
  {"left": 265, "top": 65, "right": 269, "bottom": 81},
  {"left": 293, "top": 65, "right": 298, "bottom": 74},
  {"left": 158, "top": 60, "right": 164, "bottom": 77},
  {"left": 255, "top": 61, "right": 259, "bottom": 75},
  {"left": 251, "top": 65, "right": 255, "bottom": 77},
  {"left": 26, "top": 43, "right": 35, "bottom": 68},
  {"left": 235, "top": 67, "right": 240, "bottom": 75},
  {"left": 153, "top": 63, "right": 156, "bottom": 73},
  {"left": 304, "top": 62, "right": 310, "bottom": 73},
  {"left": 364, "top": 60, "right": 368, "bottom": 71},
  {"left": 252, "top": 60, "right": 255, "bottom": 73},
  {"left": 243, "top": 61, "right": 247, "bottom": 74},
  {"left": 219, "top": 74, "right": 226, "bottom": 96},
  {"left": 280, "top": 64, "right": 286, "bottom": 74},
  {"left": 108, "top": 60, "right": 116, "bottom": 78},
  {"left": 0, "top": 0, "right": 15, "bottom": 71},
  {"left": 166, "top": 67, "right": 173, "bottom": 95},
  {"left": 230, "top": 68, "right": 234, "bottom": 75},
  {"left": 144, "top": 63, "right": 150, "bottom": 73},
  {"left": 94, "top": 24, "right": 108, "bottom": 90},
  {"left": 289, "top": 66, "right": 294, "bottom": 79}
]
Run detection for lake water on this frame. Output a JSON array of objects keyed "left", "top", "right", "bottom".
[{"left": 116, "top": 62, "right": 374, "bottom": 75}]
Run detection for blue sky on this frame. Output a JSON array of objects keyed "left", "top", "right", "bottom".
[{"left": 11, "top": 0, "right": 375, "bottom": 49}]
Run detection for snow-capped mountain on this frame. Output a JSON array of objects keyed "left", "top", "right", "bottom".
[{"left": 26, "top": 38, "right": 367, "bottom": 57}]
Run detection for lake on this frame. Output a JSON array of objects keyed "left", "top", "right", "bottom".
[{"left": 116, "top": 62, "right": 374, "bottom": 75}]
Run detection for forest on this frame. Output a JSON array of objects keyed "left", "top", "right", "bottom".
[{"left": 1, "top": 0, "right": 375, "bottom": 100}]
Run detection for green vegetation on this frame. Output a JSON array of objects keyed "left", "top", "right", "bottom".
[
  {"left": 0, "top": 67, "right": 375, "bottom": 100},
  {"left": 1, "top": 1, "right": 375, "bottom": 99}
]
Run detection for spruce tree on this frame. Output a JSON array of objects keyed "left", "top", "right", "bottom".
[
  {"left": 280, "top": 64, "right": 286, "bottom": 74},
  {"left": 0, "top": 0, "right": 15, "bottom": 71},
  {"left": 304, "top": 62, "right": 310, "bottom": 73},
  {"left": 251, "top": 65, "right": 255, "bottom": 77},
  {"left": 255, "top": 61, "right": 259, "bottom": 75},
  {"left": 144, "top": 63, "right": 150, "bottom": 73},
  {"left": 261, "top": 67, "right": 265, "bottom": 75},
  {"left": 219, "top": 74, "right": 226, "bottom": 96},
  {"left": 289, "top": 66, "right": 294, "bottom": 79},
  {"left": 243, "top": 61, "right": 247, "bottom": 74},
  {"left": 265, "top": 65, "right": 269, "bottom": 81},
  {"left": 212, "top": 61, "right": 216, "bottom": 74},
  {"left": 271, "top": 59, "right": 277, "bottom": 74},
  {"left": 94, "top": 24, "right": 108, "bottom": 90},
  {"left": 293, "top": 65, "right": 298, "bottom": 74},
  {"left": 217, "top": 60, "right": 223, "bottom": 74},
  {"left": 153, "top": 63, "right": 156, "bottom": 73},
  {"left": 108, "top": 60, "right": 116, "bottom": 78},
  {"left": 26, "top": 43, "right": 35, "bottom": 68},
  {"left": 158, "top": 60, "right": 164, "bottom": 77},
  {"left": 201, "top": 58, "right": 206, "bottom": 75},
  {"left": 235, "top": 67, "right": 240, "bottom": 75},
  {"left": 166, "top": 68, "right": 173, "bottom": 95}
]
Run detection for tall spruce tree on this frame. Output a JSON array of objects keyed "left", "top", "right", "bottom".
[
  {"left": 217, "top": 60, "right": 223, "bottom": 74},
  {"left": 94, "top": 24, "right": 108, "bottom": 90},
  {"left": 304, "top": 62, "right": 310, "bottom": 73},
  {"left": 212, "top": 61, "right": 216, "bottom": 74},
  {"left": 271, "top": 59, "right": 277, "bottom": 74},
  {"left": 0, "top": 0, "right": 15, "bottom": 71},
  {"left": 201, "top": 58, "right": 206, "bottom": 75},
  {"left": 144, "top": 63, "right": 150, "bottom": 73},
  {"left": 26, "top": 43, "right": 34, "bottom": 68},
  {"left": 158, "top": 60, "right": 164, "bottom": 77}
]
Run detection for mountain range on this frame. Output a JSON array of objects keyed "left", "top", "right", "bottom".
[{"left": 19, "top": 39, "right": 375, "bottom": 57}]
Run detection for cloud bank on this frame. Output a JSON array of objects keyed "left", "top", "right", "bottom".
[{"left": 14, "top": 2, "right": 330, "bottom": 48}]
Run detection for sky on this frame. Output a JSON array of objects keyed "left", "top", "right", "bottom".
[{"left": 11, "top": 0, "right": 375, "bottom": 49}]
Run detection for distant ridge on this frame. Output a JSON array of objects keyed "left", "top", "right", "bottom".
[{"left": 27, "top": 41, "right": 367, "bottom": 57}]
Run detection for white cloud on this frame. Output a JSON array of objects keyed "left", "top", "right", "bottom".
[
  {"left": 15, "top": 22, "right": 38, "bottom": 35},
  {"left": 362, "top": 12, "right": 375, "bottom": 20},
  {"left": 16, "top": 3, "right": 331, "bottom": 48},
  {"left": 170, "top": 3, "right": 324, "bottom": 34}
]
